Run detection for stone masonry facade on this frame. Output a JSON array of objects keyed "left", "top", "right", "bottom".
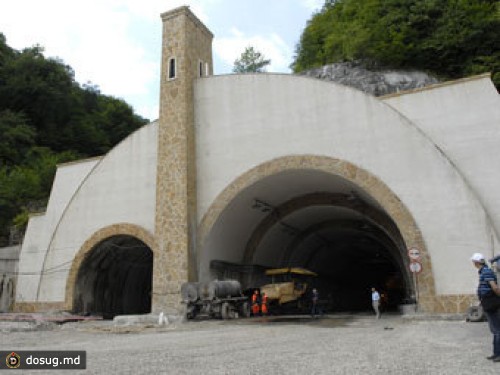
[{"left": 153, "top": 6, "right": 213, "bottom": 314}]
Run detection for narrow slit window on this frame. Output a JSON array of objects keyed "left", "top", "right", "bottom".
[
  {"left": 168, "top": 58, "right": 176, "bottom": 79},
  {"left": 199, "top": 61, "right": 203, "bottom": 77}
]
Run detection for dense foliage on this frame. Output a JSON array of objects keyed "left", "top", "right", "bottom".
[
  {"left": 292, "top": 0, "right": 500, "bottom": 89},
  {"left": 0, "top": 34, "right": 148, "bottom": 245},
  {"left": 233, "top": 46, "right": 271, "bottom": 73}
]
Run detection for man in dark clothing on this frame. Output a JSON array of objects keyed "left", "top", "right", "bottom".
[
  {"left": 471, "top": 252, "right": 500, "bottom": 362},
  {"left": 311, "top": 288, "right": 319, "bottom": 318}
]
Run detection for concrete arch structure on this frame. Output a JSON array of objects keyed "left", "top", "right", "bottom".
[
  {"left": 241, "top": 192, "right": 404, "bottom": 265},
  {"left": 198, "top": 156, "right": 437, "bottom": 310},
  {"left": 195, "top": 73, "right": 498, "bottom": 312},
  {"left": 9, "top": 7, "right": 500, "bottom": 315},
  {"left": 14, "top": 120, "right": 157, "bottom": 312},
  {"left": 287, "top": 220, "right": 402, "bottom": 269},
  {"left": 64, "top": 223, "right": 157, "bottom": 312}
]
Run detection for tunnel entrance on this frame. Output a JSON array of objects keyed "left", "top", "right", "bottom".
[
  {"left": 201, "top": 168, "right": 414, "bottom": 314},
  {"left": 73, "top": 235, "right": 153, "bottom": 319}
]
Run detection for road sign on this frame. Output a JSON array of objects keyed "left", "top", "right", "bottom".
[
  {"left": 409, "top": 261, "right": 422, "bottom": 274},
  {"left": 408, "top": 248, "right": 421, "bottom": 261}
]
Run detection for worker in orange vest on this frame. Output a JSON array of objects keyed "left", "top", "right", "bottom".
[
  {"left": 261, "top": 292, "right": 268, "bottom": 315},
  {"left": 251, "top": 289, "right": 261, "bottom": 316}
]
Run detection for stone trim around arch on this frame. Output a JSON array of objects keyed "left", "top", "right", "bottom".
[
  {"left": 197, "top": 155, "right": 449, "bottom": 313},
  {"left": 63, "top": 223, "right": 158, "bottom": 311}
]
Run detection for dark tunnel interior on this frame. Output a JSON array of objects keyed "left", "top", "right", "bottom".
[
  {"left": 203, "top": 169, "right": 414, "bottom": 314},
  {"left": 298, "top": 228, "right": 408, "bottom": 312},
  {"left": 73, "top": 235, "right": 153, "bottom": 319}
]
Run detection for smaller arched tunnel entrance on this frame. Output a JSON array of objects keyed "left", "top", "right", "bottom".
[
  {"left": 201, "top": 167, "right": 417, "bottom": 314},
  {"left": 73, "top": 235, "right": 153, "bottom": 319}
]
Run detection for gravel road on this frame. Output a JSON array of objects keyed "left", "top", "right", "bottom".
[{"left": 2, "top": 314, "right": 499, "bottom": 374}]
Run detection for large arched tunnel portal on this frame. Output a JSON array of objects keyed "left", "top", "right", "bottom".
[
  {"left": 73, "top": 235, "right": 153, "bottom": 319},
  {"left": 201, "top": 169, "right": 414, "bottom": 313}
]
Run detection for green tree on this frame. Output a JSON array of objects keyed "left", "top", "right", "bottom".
[
  {"left": 292, "top": 0, "right": 500, "bottom": 89},
  {"left": 0, "top": 110, "right": 36, "bottom": 167},
  {"left": 0, "top": 46, "right": 76, "bottom": 149},
  {"left": 0, "top": 34, "right": 148, "bottom": 244},
  {"left": 0, "top": 33, "right": 15, "bottom": 65},
  {"left": 0, "top": 147, "right": 78, "bottom": 244},
  {"left": 233, "top": 46, "right": 271, "bottom": 73}
]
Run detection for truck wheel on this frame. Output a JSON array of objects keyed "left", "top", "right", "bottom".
[
  {"left": 466, "top": 305, "right": 485, "bottom": 322},
  {"left": 240, "top": 302, "right": 251, "bottom": 318},
  {"left": 185, "top": 305, "right": 198, "bottom": 320},
  {"left": 221, "top": 302, "right": 230, "bottom": 320}
]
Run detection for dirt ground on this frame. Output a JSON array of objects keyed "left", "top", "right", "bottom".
[{"left": 1, "top": 314, "right": 499, "bottom": 374}]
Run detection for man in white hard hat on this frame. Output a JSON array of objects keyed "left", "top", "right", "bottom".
[{"left": 471, "top": 252, "right": 500, "bottom": 362}]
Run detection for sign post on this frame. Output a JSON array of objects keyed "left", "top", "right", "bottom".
[
  {"left": 409, "top": 261, "right": 422, "bottom": 273},
  {"left": 408, "top": 248, "right": 422, "bottom": 312},
  {"left": 408, "top": 248, "right": 421, "bottom": 261}
]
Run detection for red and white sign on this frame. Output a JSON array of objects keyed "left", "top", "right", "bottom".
[
  {"left": 409, "top": 261, "right": 422, "bottom": 274},
  {"left": 408, "top": 248, "right": 421, "bottom": 261}
]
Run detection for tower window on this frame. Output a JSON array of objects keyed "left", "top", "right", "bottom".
[
  {"left": 199, "top": 61, "right": 203, "bottom": 77},
  {"left": 168, "top": 58, "right": 176, "bottom": 79}
]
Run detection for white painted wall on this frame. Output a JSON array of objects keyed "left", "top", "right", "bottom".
[
  {"left": 32, "top": 122, "right": 158, "bottom": 302},
  {"left": 195, "top": 74, "right": 497, "bottom": 296},
  {"left": 16, "top": 158, "right": 99, "bottom": 302},
  {"left": 382, "top": 76, "right": 500, "bottom": 254}
]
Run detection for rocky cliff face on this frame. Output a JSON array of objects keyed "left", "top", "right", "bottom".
[{"left": 301, "top": 62, "right": 439, "bottom": 96}]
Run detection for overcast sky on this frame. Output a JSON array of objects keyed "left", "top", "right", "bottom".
[{"left": 0, "top": 0, "right": 324, "bottom": 121}]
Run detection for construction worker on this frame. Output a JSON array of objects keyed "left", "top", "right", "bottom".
[
  {"left": 251, "top": 289, "right": 261, "bottom": 316},
  {"left": 261, "top": 292, "right": 268, "bottom": 315}
]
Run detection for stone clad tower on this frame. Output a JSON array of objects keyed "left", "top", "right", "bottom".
[{"left": 154, "top": 6, "right": 213, "bottom": 314}]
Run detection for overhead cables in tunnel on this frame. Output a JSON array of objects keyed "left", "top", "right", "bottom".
[
  {"left": 11, "top": 241, "right": 151, "bottom": 255},
  {"left": 252, "top": 198, "right": 302, "bottom": 236},
  {"left": 5, "top": 242, "right": 153, "bottom": 276},
  {"left": 12, "top": 239, "right": 151, "bottom": 255},
  {"left": 4, "top": 259, "right": 75, "bottom": 276},
  {"left": 21, "top": 245, "right": 89, "bottom": 254}
]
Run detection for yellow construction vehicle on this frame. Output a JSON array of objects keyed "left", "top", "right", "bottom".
[{"left": 259, "top": 267, "right": 318, "bottom": 314}]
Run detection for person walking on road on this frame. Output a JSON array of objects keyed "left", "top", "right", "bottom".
[
  {"left": 371, "top": 287, "right": 381, "bottom": 319},
  {"left": 471, "top": 253, "right": 500, "bottom": 362},
  {"left": 311, "top": 288, "right": 319, "bottom": 318}
]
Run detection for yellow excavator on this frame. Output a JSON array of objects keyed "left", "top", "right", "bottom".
[{"left": 259, "top": 267, "right": 317, "bottom": 314}]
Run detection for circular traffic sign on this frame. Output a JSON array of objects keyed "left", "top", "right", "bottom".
[
  {"left": 408, "top": 248, "right": 421, "bottom": 260},
  {"left": 409, "top": 261, "right": 422, "bottom": 274}
]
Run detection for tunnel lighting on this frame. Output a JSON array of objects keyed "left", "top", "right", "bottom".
[
  {"left": 252, "top": 198, "right": 302, "bottom": 236},
  {"left": 252, "top": 200, "right": 262, "bottom": 209},
  {"left": 252, "top": 198, "right": 274, "bottom": 213},
  {"left": 280, "top": 222, "right": 300, "bottom": 235},
  {"left": 346, "top": 191, "right": 357, "bottom": 201}
]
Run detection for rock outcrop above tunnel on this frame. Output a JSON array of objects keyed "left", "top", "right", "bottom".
[{"left": 300, "top": 62, "right": 439, "bottom": 96}]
